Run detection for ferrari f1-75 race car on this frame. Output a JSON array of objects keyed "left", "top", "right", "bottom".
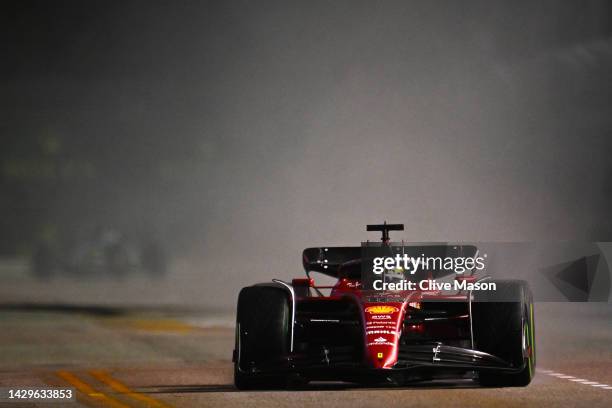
[{"left": 233, "top": 223, "right": 535, "bottom": 388}]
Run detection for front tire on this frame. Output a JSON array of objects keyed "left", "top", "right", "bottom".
[
  {"left": 472, "top": 280, "right": 536, "bottom": 387},
  {"left": 234, "top": 285, "right": 290, "bottom": 390}
]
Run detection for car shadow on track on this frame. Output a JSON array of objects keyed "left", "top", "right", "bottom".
[{"left": 145, "top": 380, "right": 480, "bottom": 394}]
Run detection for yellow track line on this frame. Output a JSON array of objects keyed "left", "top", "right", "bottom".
[
  {"left": 90, "top": 370, "right": 173, "bottom": 408},
  {"left": 57, "top": 370, "right": 133, "bottom": 408}
]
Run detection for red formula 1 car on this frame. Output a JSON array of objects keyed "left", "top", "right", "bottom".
[{"left": 233, "top": 223, "right": 535, "bottom": 389}]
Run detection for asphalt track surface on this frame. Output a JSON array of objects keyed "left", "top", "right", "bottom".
[{"left": 0, "top": 302, "right": 610, "bottom": 408}]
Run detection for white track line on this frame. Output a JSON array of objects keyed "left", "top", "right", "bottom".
[{"left": 539, "top": 368, "right": 611, "bottom": 391}]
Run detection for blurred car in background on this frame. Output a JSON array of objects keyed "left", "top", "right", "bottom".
[{"left": 32, "top": 226, "right": 166, "bottom": 278}]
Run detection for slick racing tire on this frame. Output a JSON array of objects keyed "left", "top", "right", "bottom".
[
  {"left": 234, "top": 285, "right": 290, "bottom": 390},
  {"left": 472, "top": 280, "right": 536, "bottom": 387}
]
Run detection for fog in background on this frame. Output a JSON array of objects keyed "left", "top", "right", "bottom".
[{"left": 2, "top": 1, "right": 611, "bottom": 308}]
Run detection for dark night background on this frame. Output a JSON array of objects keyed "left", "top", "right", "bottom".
[{"left": 1, "top": 0, "right": 611, "bottom": 307}]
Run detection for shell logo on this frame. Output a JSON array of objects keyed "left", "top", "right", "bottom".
[{"left": 365, "top": 305, "right": 398, "bottom": 314}]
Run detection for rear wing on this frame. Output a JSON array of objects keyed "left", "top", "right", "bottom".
[
  {"left": 302, "top": 246, "right": 361, "bottom": 278},
  {"left": 302, "top": 244, "right": 480, "bottom": 279}
]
